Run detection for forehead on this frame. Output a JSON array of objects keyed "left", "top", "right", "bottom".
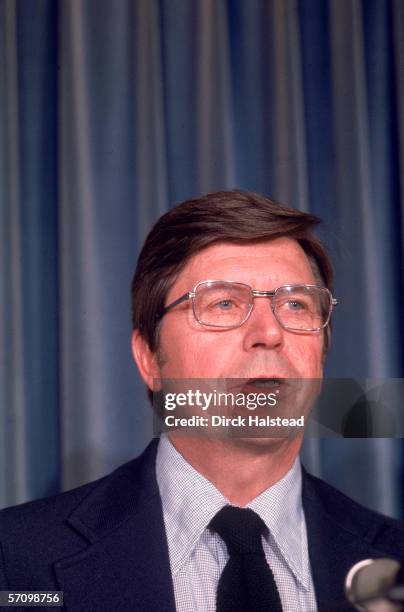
[{"left": 168, "top": 238, "right": 317, "bottom": 298}]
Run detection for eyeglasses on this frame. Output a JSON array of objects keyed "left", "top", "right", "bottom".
[{"left": 157, "top": 280, "right": 338, "bottom": 332}]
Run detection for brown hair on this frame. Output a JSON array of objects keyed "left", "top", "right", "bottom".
[{"left": 131, "top": 190, "right": 334, "bottom": 352}]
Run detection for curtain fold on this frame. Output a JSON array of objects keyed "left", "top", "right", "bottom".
[
  {"left": 1, "top": 0, "right": 25, "bottom": 505},
  {"left": 1, "top": 0, "right": 60, "bottom": 506}
]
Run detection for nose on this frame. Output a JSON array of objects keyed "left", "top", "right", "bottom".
[{"left": 241, "top": 296, "right": 284, "bottom": 351}]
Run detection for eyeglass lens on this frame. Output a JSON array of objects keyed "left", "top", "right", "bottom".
[{"left": 193, "top": 281, "right": 331, "bottom": 330}]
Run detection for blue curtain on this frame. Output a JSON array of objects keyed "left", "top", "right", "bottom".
[{"left": 1, "top": 0, "right": 403, "bottom": 517}]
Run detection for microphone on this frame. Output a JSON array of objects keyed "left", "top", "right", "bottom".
[{"left": 345, "top": 558, "right": 404, "bottom": 611}]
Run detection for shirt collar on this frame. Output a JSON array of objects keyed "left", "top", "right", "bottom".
[
  {"left": 247, "top": 455, "right": 311, "bottom": 590},
  {"left": 156, "top": 435, "right": 310, "bottom": 589},
  {"left": 156, "top": 435, "right": 228, "bottom": 575}
]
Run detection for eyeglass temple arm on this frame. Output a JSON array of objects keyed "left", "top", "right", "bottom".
[{"left": 155, "top": 292, "right": 191, "bottom": 320}]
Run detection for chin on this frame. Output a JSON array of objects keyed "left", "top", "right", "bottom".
[{"left": 228, "top": 436, "right": 300, "bottom": 453}]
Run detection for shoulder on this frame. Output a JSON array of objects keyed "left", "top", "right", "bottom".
[
  {"left": 0, "top": 440, "right": 160, "bottom": 588},
  {"left": 302, "top": 468, "right": 404, "bottom": 556},
  {"left": 0, "top": 477, "right": 104, "bottom": 539},
  {"left": 0, "top": 474, "right": 111, "bottom": 588},
  {"left": 0, "top": 477, "right": 107, "bottom": 590},
  {"left": 0, "top": 440, "right": 159, "bottom": 532}
]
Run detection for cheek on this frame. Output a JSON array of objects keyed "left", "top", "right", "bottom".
[
  {"left": 158, "top": 322, "right": 200, "bottom": 375},
  {"left": 160, "top": 326, "right": 238, "bottom": 377},
  {"left": 289, "top": 337, "right": 324, "bottom": 376}
]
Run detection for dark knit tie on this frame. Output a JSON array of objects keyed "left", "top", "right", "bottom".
[{"left": 209, "top": 505, "right": 283, "bottom": 612}]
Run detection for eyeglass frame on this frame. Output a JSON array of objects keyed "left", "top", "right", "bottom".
[{"left": 155, "top": 279, "right": 338, "bottom": 332}]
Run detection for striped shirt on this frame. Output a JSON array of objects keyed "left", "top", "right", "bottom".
[{"left": 156, "top": 436, "right": 317, "bottom": 612}]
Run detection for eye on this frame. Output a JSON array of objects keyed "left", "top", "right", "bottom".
[
  {"left": 286, "top": 299, "right": 306, "bottom": 311},
  {"left": 213, "top": 299, "right": 236, "bottom": 310}
]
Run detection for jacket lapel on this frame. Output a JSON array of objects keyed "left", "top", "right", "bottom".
[
  {"left": 302, "top": 469, "right": 396, "bottom": 612},
  {"left": 53, "top": 440, "right": 176, "bottom": 612}
]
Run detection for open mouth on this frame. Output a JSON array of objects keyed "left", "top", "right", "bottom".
[
  {"left": 239, "top": 378, "right": 286, "bottom": 394},
  {"left": 223, "top": 377, "right": 286, "bottom": 394},
  {"left": 244, "top": 378, "right": 284, "bottom": 388}
]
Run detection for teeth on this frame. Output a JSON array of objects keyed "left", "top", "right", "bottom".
[{"left": 247, "top": 378, "right": 281, "bottom": 387}]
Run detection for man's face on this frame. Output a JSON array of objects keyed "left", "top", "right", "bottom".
[{"left": 155, "top": 238, "right": 325, "bottom": 382}]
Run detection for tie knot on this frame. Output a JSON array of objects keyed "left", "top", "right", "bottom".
[{"left": 209, "top": 506, "right": 268, "bottom": 555}]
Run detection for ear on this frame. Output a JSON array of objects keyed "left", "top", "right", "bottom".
[{"left": 131, "top": 330, "right": 161, "bottom": 391}]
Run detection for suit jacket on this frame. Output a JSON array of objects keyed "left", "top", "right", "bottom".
[{"left": 1, "top": 439, "right": 404, "bottom": 612}]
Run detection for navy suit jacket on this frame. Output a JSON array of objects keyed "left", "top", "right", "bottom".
[{"left": 1, "top": 439, "right": 404, "bottom": 612}]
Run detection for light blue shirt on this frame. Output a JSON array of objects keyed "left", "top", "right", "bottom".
[{"left": 156, "top": 435, "right": 318, "bottom": 612}]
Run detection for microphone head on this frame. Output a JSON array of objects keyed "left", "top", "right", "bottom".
[{"left": 345, "top": 558, "right": 403, "bottom": 611}]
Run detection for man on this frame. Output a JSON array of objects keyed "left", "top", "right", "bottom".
[{"left": 1, "top": 190, "right": 403, "bottom": 612}]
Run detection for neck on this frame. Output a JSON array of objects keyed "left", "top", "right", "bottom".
[{"left": 167, "top": 435, "right": 302, "bottom": 506}]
